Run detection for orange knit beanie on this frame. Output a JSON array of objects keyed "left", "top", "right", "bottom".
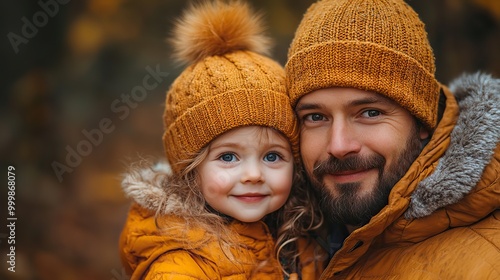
[
  {"left": 164, "top": 0, "right": 298, "bottom": 174},
  {"left": 286, "top": 0, "right": 441, "bottom": 130}
]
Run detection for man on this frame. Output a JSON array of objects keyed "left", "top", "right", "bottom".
[{"left": 286, "top": 0, "right": 500, "bottom": 278}]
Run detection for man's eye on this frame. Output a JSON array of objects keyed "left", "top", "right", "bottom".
[
  {"left": 363, "top": 110, "right": 381, "bottom": 118},
  {"left": 219, "top": 153, "right": 236, "bottom": 162},
  {"left": 305, "top": 114, "right": 324, "bottom": 121},
  {"left": 264, "top": 152, "right": 281, "bottom": 162}
]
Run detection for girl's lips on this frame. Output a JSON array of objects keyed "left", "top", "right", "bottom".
[{"left": 232, "top": 194, "right": 268, "bottom": 203}]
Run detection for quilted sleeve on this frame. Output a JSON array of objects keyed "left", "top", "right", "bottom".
[{"left": 144, "top": 251, "right": 219, "bottom": 280}]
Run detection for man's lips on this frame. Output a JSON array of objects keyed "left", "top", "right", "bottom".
[
  {"left": 333, "top": 169, "right": 364, "bottom": 176},
  {"left": 325, "top": 168, "right": 374, "bottom": 184}
]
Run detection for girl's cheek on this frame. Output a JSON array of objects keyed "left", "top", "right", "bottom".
[{"left": 215, "top": 170, "right": 232, "bottom": 186}]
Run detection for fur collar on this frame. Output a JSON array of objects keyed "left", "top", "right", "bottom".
[
  {"left": 122, "top": 161, "right": 184, "bottom": 213},
  {"left": 405, "top": 72, "right": 500, "bottom": 218}
]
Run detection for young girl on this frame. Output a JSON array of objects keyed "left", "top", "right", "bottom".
[{"left": 119, "top": 1, "right": 322, "bottom": 279}]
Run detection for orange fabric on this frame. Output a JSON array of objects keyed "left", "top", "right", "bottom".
[
  {"left": 119, "top": 203, "right": 284, "bottom": 280},
  {"left": 297, "top": 237, "right": 328, "bottom": 280}
]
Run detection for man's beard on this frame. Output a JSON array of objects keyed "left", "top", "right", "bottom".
[{"left": 308, "top": 126, "right": 423, "bottom": 227}]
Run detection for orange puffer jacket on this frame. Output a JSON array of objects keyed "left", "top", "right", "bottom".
[
  {"left": 120, "top": 205, "right": 283, "bottom": 280},
  {"left": 300, "top": 72, "right": 500, "bottom": 279},
  {"left": 119, "top": 165, "right": 283, "bottom": 280}
]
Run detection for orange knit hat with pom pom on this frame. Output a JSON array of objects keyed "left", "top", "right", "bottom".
[{"left": 163, "top": 0, "right": 298, "bottom": 174}]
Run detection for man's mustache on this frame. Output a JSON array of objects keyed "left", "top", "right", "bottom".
[{"left": 312, "top": 154, "right": 385, "bottom": 180}]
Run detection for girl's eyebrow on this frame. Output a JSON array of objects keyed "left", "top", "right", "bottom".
[
  {"left": 264, "top": 142, "right": 291, "bottom": 150},
  {"left": 209, "top": 142, "right": 241, "bottom": 150},
  {"left": 210, "top": 139, "right": 290, "bottom": 151}
]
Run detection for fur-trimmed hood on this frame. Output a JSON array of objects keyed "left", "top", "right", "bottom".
[
  {"left": 122, "top": 72, "right": 500, "bottom": 221},
  {"left": 121, "top": 161, "right": 185, "bottom": 214},
  {"left": 405, "top": 72, "right": 500, "bottom": 218}
]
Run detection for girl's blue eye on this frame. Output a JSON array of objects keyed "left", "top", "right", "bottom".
[
  {"left": 264, "top": 152, "right": 280, "bottom": 162},
  {"left": 220, "top": 153, "right": 236, "bottom": 162}
]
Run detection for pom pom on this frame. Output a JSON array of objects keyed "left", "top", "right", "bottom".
[{"left": 170, "top": 0, "right": 272, "bottom": 64}]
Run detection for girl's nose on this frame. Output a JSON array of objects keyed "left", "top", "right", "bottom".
[{"left": 240, "top": 160, "right": 264, "bottom": 184}]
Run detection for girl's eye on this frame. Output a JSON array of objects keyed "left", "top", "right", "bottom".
[
  {"left": 264, "top": 152, "right": 281, "bottom": 162},
  {"left": 362, "top": 110, "right": 381, "bottom": 118},
  {"left": 219, "top": 153, "right": 236, "bottom": 162}
]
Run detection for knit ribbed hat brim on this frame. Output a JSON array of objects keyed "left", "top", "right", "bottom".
[
  {"left": 164, "top": 86, "right": 298, "bottom": 174},
  {"left": 287, "top": 41, "right": 440, "bottom": 129}
]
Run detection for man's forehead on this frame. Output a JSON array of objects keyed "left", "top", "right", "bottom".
[{"left": 295, "top": 87, "right": 396, "bottom": 108}]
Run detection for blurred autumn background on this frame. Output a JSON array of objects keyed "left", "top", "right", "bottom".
[{"left": 0, "top": 0, "right": 499, "bottom": 279}]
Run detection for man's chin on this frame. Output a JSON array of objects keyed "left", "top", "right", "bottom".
[
  {"left": 314, "top": 182, "right": 375, "bottom": 224},
  {"left": 324, "top": 180, "right": 365, "bottom": 195}
]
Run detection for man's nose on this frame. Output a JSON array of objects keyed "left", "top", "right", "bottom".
[{"left": 327, "top": 120, "right": 362, "bottom": 159}]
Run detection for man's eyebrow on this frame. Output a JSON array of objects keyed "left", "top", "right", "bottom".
[
  {"left": 295, "top": 95, "right": 389, "bottom": 112},
  {"left": 295, "top": 103, "right": 323, "bottom": 112},
  {"left": 347, "top": 96, "right": 383, "bottom": 107}
]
